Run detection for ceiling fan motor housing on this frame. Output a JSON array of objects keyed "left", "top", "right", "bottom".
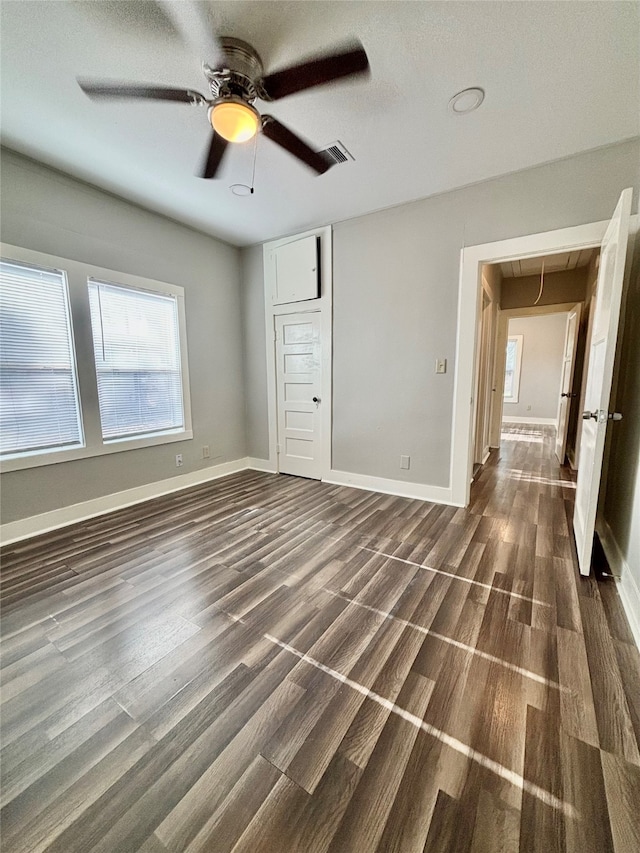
[{"left": 203, "top": 37, "right": 265, "bottom": 103}]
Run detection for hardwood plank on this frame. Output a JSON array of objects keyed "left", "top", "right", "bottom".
[
  {"left": 600, "top": 750, "right": 640, "bottom": 853},
  {"left": 560, "top": 730, "right": 615, "bottom": 853},
  {"left": 325, "top": 671, "right": 433, "bottom": 852},
  {"left": 519, "top": 705, "right": 566, "bottom": 853},
  {"left": 556, "top": 625, "right": 600, "bottom": 747},
  {"left": 580, "top": 596, "right": 640, "bottom": 763},
  {"left": 469, "top": 784, "right": 521, "bottom": 853},
  {"left": 183, "top": 755, "right": 282, "bottom": 853}
]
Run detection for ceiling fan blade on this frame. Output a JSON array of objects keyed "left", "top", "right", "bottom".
[
  {"left": 261, "top": 117, "right": 332, "bottom": 175},
  {"left": 78, "top": 80, "right": 207, "bottom": 104},
  {"left": 261, "top": 42, "right": 369, "bottom": 101},
  {"left": 157, "top": 0, "right": 223, "bottom": 65},
  {"left": 200, "top": 132, "right": 229, "bottom": 179}
]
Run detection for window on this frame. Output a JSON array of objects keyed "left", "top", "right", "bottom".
[
  {"left": 0, "top": 242, "right": 192, "bottom": 472},
  {"left": 504, "top": 334, "right": 523, "bottom": 403},
  {"left": 0, "top": 259, "right": 83, "bottom": 458},
  {"left": 88, "top": 279, "right": 185, "bottom": 441}
]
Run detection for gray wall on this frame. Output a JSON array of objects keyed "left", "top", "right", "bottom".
[
  {"left": 329, "top": 140, "right": 639, "bottom": 487},
  {"left": 0, "top": 149, "right": 246, "bottom": 524},
  {"left": 240, "top": 245, "right": 269, "bottom": 461},
  {"left": 504, "top": 313, "right": 567, "bottom": 421},
  {"left": 240, "top": 140, "right": 639, "bottom": 486}
]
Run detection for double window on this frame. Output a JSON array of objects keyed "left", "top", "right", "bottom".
[{"left": 0, "top": 246, "right": 191, "bottom": 470}]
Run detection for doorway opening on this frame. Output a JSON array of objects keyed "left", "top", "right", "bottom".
[
  {"left": 472, "top": 248, "right": 601, "bottom": 482},
  {"left": 454, "top": 188, "right": 634, "bottom": 578}
]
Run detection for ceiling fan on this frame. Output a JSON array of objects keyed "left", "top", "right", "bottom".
[{"left": 78, "top": 36, "right": 369, "bottom": 179}]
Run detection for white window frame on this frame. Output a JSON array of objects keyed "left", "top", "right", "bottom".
[
  {"left": 503, "top": 334, "right": 523, "bottom": 404},
  {"left": 0, "top": 258, "right": 85, "bottom": 458},
  {"left": 0, "top": 243, "right": 192, "bottom": 472}
]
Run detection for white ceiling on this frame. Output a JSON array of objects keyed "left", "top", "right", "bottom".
[{"left": 1, "top": 1, "right": 638, "bottom": 247}]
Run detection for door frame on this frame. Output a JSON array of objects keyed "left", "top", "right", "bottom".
[
  {"left": 555, "top": 303, "right": 582, "bottom": 465},
  {"left": 452, "top": 219, "right": 613, "bottom": 507},
  {"left": 472, "top": 284, "right": 493, "bottom": 468},
  {"left": 263, "top": 225, "right": 333, "bottom": 477},
  {"left": 492, "top": 302, "right": 578, "bottom": 441}
]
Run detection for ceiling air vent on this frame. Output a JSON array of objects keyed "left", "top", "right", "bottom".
[{"left": 319, "top": 140, "right": 354, "bottom": 165}]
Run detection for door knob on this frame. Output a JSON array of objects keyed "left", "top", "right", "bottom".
[
  {"left": 582, "top": 410, "right": 623, "bottom": 422},
  {"left": 312, "top": 396, "right": 320, "bottom": 404},
  {"left": 561, "top": 392, "right": 578, "bottom": 398}
]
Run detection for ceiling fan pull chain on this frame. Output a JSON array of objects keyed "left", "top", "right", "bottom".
[{"left": 250, "top": 130, "right": 258, "bottom": 194}]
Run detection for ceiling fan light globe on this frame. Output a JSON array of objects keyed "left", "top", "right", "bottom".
[{"left": 210, "top": 99, "right": 259, "bottom": 143}]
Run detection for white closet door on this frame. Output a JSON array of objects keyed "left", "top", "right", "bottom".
[{"left": 275, "top": 312, "right": 322, "bottom": 479}]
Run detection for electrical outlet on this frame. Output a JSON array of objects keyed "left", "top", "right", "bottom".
[
  {"left": 435, "top": 358, "right": 447, "bottom": 374},
  {"left": 202, "top": 445, "right": 210, "bottom": 459},
  {"left": 526, "top": 405, "right": 532, "bottom": 411},
  {"left": 400, "top": 455, "right": 410, "bottom": 470},
  {"left": 175, "top": 454, "right": 183, "bottom": 468}
]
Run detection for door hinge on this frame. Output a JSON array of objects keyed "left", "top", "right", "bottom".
[
  {"left": 276, "top": 444, "right": 281, "bottom": 454},
  {"left": 274, "top": 329, "right": 279, "bottom": 342}
]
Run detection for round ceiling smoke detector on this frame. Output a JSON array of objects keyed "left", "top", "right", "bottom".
[{"left": 448, "top": 87, "right": 485, "bottom": 115}]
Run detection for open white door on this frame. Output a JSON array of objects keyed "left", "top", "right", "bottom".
[
  {"left": 555, "top": 304, "right": 581, "bottom": 464},
  {"left": 573, "top": 189, "right": 633, "bottom": 576}
]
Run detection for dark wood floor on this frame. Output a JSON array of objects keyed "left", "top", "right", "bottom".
[{"left": 1, "top": 425, "right": 639, "bottom": 852}]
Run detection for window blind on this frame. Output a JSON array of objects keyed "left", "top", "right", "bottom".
[
  {"left": 0, "top": 259, "right": 84, "bottom": 456},
  {"left": 88, "top": 279, "right": 184, "bottom": 441}
]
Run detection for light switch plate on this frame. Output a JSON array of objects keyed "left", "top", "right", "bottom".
[
  {"left": 400, "top": 455, "right": 410, "bottom": 470},
  {"left": 436, "top": 358, "right": 447, "bottom": 374}
]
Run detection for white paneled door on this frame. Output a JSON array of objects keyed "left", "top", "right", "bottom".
[
  {"left": 554, "top": 303, "right": 581, "bottom": 465},
  {"left": 573, "top": 188, "right": 633, "bottom": 575},
  {"left": 275, "top": 312, "right": 322, "bottom": 479}
]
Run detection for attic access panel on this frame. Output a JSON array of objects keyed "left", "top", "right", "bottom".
[{"left": 272, "top": 235, "right": 320, "bottom": 305}]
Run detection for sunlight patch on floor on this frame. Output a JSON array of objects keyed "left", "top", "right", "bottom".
[
  {"left": 326, "top": 589, "right": 567, "bottom": 691},
  {"left": 262, "top": 631, "right": 578, "bottom": 819},
  {"left": 501, "top": 433, "right": 544, "bottom": 444},
  {"left": 506, "top": 469, "right": 576, "bottom": 489},
  {"left": 360, "top": 546, "right": 551, "bottom": 607}
]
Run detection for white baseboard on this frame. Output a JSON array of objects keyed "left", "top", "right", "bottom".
[
  {"left": 324, "top": 469, "right": 459, "bottom": 506},
  {"left": 246, "top": 457, "right": 277, "bottom": 473},
  {"left": 0, "top": 458, "right": 252, "bottom": 546},
  {"left": 1, "top": 459, "right": 460, "bottom": 546},
  {"left": 502, "top": 416, "right": 557, "bottom": 426},
  {"left": 598, "top": 518, "right": 640, "bottom": 651}
]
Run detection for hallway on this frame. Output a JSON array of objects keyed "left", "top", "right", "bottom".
[{"left": 1, "top": 426, "right": 639, "bottom": 852}]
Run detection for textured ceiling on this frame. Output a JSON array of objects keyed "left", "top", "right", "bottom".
[{"left": 1, "top": 1, "right": 638, "bottom": 246}]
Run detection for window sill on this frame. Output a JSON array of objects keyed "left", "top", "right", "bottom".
[{"left": 0, "top": 428, "right": 193, "bottom": 473}]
